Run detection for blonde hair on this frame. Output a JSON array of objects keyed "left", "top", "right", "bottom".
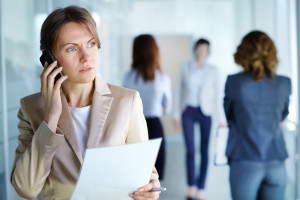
[{"left": 234, "top": 31, "right": 278, "bottom": 81}]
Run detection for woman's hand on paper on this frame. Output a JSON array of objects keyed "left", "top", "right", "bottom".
[{"left": 128, "top": 179, "right": 161, "bottom": 200}]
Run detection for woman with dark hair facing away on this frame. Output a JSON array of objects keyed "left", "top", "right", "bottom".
[
  {"left": 10, "top": 6, "right": 161, "bottom": 200},
  {"left": 173, "top": 38, "right": 225, "bottom": 200},
  {"left": 224, "top": 30, "right": 291, "bottom": 200},
  {"left": 124, "top": 34, "right": 172, "bottom": 181}
]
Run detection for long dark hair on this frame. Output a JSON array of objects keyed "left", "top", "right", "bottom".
[{"left": 131, "top": 34, "right": 160, "bottom": 81}]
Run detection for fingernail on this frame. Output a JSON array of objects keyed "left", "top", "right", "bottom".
[
  {"left": 138, "top": 188, "right": 144, "bottom": 191},
  {"left": 128, "top": 194, "right": 133, "bottom": 198}
]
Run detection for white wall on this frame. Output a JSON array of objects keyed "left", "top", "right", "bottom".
[{"left": 128, "top": 0, "right": 236, "bottom": 74}]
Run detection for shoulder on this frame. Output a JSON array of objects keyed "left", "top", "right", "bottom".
[
  {"left": 180, "top": 61, "right": 191, "bottom": 70},
  {"left": 19, "top": 92, "right": 44, "bottom": 119},
  {"left": 107, "top": 83, "right": 138, "bottom": 99},
  {"left": 206, "top": 63, "right": 218, "bottom": 70},
  {"left": 274, "top": 75, "right": 291, "bottom": 92},
  {"left": 21, "top": 92, "right": 43, "bottom": 106},
  {"left": 275, "top": 75, "right": 291, "bottom": 84},
  {"left": 124, "top": 69, "right": 137, "bottom": 81},
  {"left": 204, "top": 64, "right": 220, "bottom": 76},
  {"left": 126, "top": 69, "right": 136, "bottom": 76},
  {"left": 95, "top": 76, "right": 138, "bottom": 100},
  {"left": 107, "top": 84, "right": 143, "bottom": 110},
  {"left": 226, "top": 73, "right": 242, "bottom": 82},
  {"left": 224, "top": 73, "right": 245, "bottom": 88},
  {"left": 156, "top": 70, "right": 171, "bottom": 82}
]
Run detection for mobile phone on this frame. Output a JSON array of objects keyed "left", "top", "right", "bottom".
[{"left": 39, "top": 50, "right": 63, "bottom": 84}]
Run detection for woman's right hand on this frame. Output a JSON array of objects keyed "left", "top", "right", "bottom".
[
  {"left": 173, "top": 119, "right": 181, "bottom": 129},
  {"left": 40, "top": 61, "right": 68, "bottom": 133}
]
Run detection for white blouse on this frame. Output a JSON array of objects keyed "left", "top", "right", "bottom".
[
  {"left": 68, "top": 105, "right": 91, "bottom": 157},
  {"left": 123, "top": 69, "right": 172, "bottom": 118}
]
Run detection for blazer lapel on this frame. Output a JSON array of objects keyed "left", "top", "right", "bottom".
[
  {"left": 87, "top": 77, "right": 113, "bottom": 149},
  {"left": 57, "top": 93, "right": 83, "bottom": 164}
]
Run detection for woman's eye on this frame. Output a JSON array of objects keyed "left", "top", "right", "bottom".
[
  {"left": 67, "top": 47, "right": 75, "bottom": 52},
  {"left": 89, "top": 43, "right": 95, "bottom": 48}
]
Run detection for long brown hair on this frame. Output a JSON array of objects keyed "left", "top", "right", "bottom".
[
  {"left": 40, "top": 5, "right": 100, "bottom": 54},
  {"left": 131, "top": 34, "right": 160, "bottom": 81},
  {"left": 234, "top": 30, "right": 278, "bottom": 81}
]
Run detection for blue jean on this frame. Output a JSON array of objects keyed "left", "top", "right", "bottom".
[
  {"left": 230, "top": 160, "right": 287, "bottom": 200},
  {"left": 182, "top": 106, "right": 211, "bottom": 189}
]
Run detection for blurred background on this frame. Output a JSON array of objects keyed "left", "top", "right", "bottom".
[{"left": 0, "top": 0, "right": 299, "bottom": 199}]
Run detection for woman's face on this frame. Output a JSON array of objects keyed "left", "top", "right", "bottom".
[
  {"left": 195, "top": 44, "right": 209, "bottom": 60},
  {"left": 54, "top": 22, "right": 99, "bottom": 84}
]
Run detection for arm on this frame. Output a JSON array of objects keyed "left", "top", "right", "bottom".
[
  {"left": 162, "top": 75, "right": 172, "bottom": 115},
  {"left": 223, "top": 76, "right": 233, "bottom": 123},
  {"left": 214, "top": 69, "right": 227, "bottom": 124},
  {"left": 281, "top": 78, "right": 292, "bottom": 121},
  {"left": 172, "top": 64, "right": 185, "bottom": 128},
  {"left": 11, "top": 59, "right": 67, "bottom": 199},
  {"left": 10, "top": 105, "right": 64, "bottom": 199},
  {"left": 172, "top": 65, "right": 184, "bottom": 120}
]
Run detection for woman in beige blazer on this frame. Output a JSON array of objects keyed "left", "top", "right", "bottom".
[{"left": 10, "top": 6, "right": 160, "bottom": 200}]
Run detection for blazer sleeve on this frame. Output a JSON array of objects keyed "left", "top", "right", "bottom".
[
  {"left": 281, "top": 77, "right": 292, "bottom": 120},
  {"left": 214, "top": 69, "right": 227, "bottom": 123},
  {"left": 223, "top": 76, "right": 233, "bottom": 122},
  {"left": 10, "top": 99, "right": 64, "bottom": 199},
  {"left": 126, "top": 91, "right": 159, "bottom": 180}
]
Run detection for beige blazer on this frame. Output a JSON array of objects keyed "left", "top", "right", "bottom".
[{"left": 10, "top": 76, "right": 158, "bottom": 200}]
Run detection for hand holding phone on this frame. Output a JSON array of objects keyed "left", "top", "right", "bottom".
[
  {"left": 39, "top": 50, "right": 67, "bottom": 133},
  {"left": 40, "top": 50, "right": 63, "bottom": 84}
]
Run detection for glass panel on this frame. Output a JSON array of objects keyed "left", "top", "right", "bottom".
[
  {"left": 3, "top": 0, "right": 41, "bottom": 199},
  {"left": 1, "top": 0, "right": 7, "bottom": 199},
  {"left": 0, "top": 31, "right": 6, "bottom": 200}
]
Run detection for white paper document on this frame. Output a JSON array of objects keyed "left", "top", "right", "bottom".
[{"left": 71, "top": 138, "right": 162, "bottom": 200}]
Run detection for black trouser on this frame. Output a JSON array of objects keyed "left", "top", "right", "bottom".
[{"left": 146, "top": 117, "right": 165, "bottom": 180}]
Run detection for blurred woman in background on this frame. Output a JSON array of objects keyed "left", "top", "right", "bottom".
[
  {"left": 124, "top": 34, "right": 172, "bottom": 181},
  {"left": 224, "top": 30, "right": 291, "bottom": 200},
  {"left": 173, "top": 38, "right": 225, "bottom": 200}
]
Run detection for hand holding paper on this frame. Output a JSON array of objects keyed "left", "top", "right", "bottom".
[
  {"left": 71, "top": 138, "right": 162, "bottom": 200},
  {"left": 129, "top": 179, "right": 162, "bottom": 199}
]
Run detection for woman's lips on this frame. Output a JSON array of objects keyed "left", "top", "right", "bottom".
[{"left": 79, "top": 67, "right": 93, "bottom": 72}]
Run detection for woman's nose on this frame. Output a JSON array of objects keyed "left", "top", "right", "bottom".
[{"left": 79, "top": 48, "right": 91, "bottom": 63}]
